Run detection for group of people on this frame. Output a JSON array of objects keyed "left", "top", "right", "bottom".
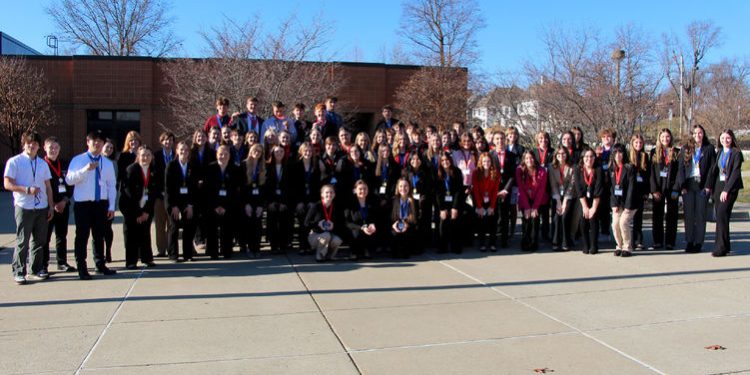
[{"left": 4, "top": 94, "right": 744, "bottom": 284}]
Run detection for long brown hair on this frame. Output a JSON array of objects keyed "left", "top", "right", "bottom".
[
  {"left": 653, "top": 128, "right": 677, "bottom": 164},
  {"left": 628, "top": 134, "right": 648, "bottom": 171},
  {"left": 682, "top": 124, "right": 710, "bottom": 163}
]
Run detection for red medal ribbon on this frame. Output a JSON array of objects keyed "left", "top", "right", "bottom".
[
  {"left": 615, "top": 165, "right": 623, "bottom": 185},
  {"left": 45, "top": 157, "right": 62, "bottom": 177},
  {"left": 583, "top": 167, "right": 594, "bottom": 187},
  {"left": 323, "top": 203, "right": 334, "bottom": 223}
]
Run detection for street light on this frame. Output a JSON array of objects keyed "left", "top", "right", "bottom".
[{"left": 611, "top": 49, "right": 626, "bottom": 129}]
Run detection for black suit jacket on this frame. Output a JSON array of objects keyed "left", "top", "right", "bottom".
[
  {"left": 153, "top": 149, "right": 175, "bottom": 197},
  {"left": 230, "top": 112, "right": 264, "bottom": 136},
  {"left": 204, "top": 162, "right": 241, "bottom": 210},
  {"left": 164, "top": 159, "right": 200, "bottom": 211},
  {"left": 676, "top": 143, "right": 716, "bottom": 190},
  {"left": 490, "top": 150, "right": 516, "bottom": 192},
  {"left": 707, "top": 147, "right": 744, "bottom": 197},
  {"left": 264, "top": 162, "right": 294, "bottom": 205},
  {"left": 119, "top": 164, "right": 159, "bottom": 218}
]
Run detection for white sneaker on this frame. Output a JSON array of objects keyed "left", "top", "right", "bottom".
[{"left": 14, "top": 275, "right": 26, "bottom": 285}]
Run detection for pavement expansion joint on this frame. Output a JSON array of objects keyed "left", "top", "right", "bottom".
[
  {"left": 74, "top": 267, "right": 146, "bottom": 375},
  {"left": 584, "top": 311, "right": 750, "bottom": 333},
  {"left": 0, "top": 322, "right": 107, "bottom": 334},
  {"left": 109, "top": 309, "right": 323, "bottom": 325},
  {"left": 434, "top": 256, "right": 668, "bottom": 375},
  {"left": 317, "top": 296, "right": 508, "bottom": 312}
]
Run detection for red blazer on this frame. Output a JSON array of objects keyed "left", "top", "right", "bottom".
[
  {"left": 471, "top": 170, "right": 500, "bottom": 210},
  {"left": 516, "top": 167, "right": 548, "bottom": 210}
]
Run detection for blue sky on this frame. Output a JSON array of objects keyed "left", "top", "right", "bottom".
[{"left": 2, "top": 0, "right": 747, "bottom": 75}]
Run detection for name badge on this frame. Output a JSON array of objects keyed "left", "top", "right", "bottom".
[
  {"left": 379, "top": 185, "right": 387, "bottom": 195},
  {"left": 445, "top": 195, "right": 453, "bottom": 203},
  {"left": 252, "top": 188, "right": 260, "bottom": 195},
  {"left": 636, "top": 175, "right": 643, "bottom": 183},
  {"left": 660, "top": 170, "right": 668, "bottom": 178},
  {"left": 58, "top": 185, "right": 67, "bottom": 193},
  {"left": 559, "top": 185, "right": 565, "bottom": 194},
  {"left": 614, "top": 187, "right": 623, "bottom": 196},
  {"left": 720, "top": 174, "right": 726, "bottom": 182},
  {"left": 179, "top": 187, "right": 188, "bottom": 195},
  {"left": 330, "top": 177, "right": 337, "bottom": 184},
  {"left": 586, "top": 191, "right": 591, "bottom": 199},
  {"left": 691, "top": 166, "right": 700, "bottom": 177},
  {"left": 275, "top": 189, "right": 282, "bottom": 196},
  {"left": 413, "top": 193, "right": 421, "bottom": 200},
  {"left": 397, "top": 221, "right": 405, "bottom": 231},
  {"left": 483, "top": 195, "right": 490, "bottom": 204},
  {"left": 219, "top": 189, "right": 227, "bottom": 197},
  {"left": 139, "top": 195, "right": 148, "bottom": 208},
  {"left": 602, "top": 164, "right": 609, "bottom": 171}
]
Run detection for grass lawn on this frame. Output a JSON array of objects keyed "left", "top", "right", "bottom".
[{"left": 738, "top": 160, "right": 750, "bottom": 203}]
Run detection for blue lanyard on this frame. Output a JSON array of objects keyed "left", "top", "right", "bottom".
[
  {"left": 411, "top": 174, "right": 419, "bottom": 190},
  {"left": 398, "top": 152, "right": 406, "bottom": 167},
  {"left": 253, "top": 164, "right": 260, "bottom": 182},
  {"left": 359, "top": 204, "right": 368, "bottom": 221},
  {"left": 381, "top": 164, "right": 388, "bottom": 183},
  {"left": 180, "top": 162, "right": 187, "bottom": 179},
  {"left": 354, "top": 166, "right": 361, "bottom": 181},
  {"left": 720, "top": 148, "right": 730, "bottom": 172},
  {"left": 216, "top": 115, "right": 224, "bottom": 129},
  {"left": 400, "top": 200, "right": 409, "bottom": 220},
  {"left": 693, "top": 146, "right": 702, "bottom": 165},
  {"left": 247, "top": 113, "right": 257, "bottom": 132},
  {"left": 444, "top": 176, "right": 450, "bottom": 193}
]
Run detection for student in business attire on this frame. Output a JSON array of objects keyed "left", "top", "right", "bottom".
[
  {"left": 374, "top": 104, "right": 399, "bottom": 135},
  {"left": 531, "top": 131, "right": 554, "bottom": 242},
  {"left": 608, "top": 145, "right": 637, "bottom": 257},
  {"left": 575, "top": 148, "right": 604, "bottom": 255},
  {"left": 390, "top": 178, "right": 418, "bottom": 259},
  {"left": 471, "top": 153, "right": 500, "bottom": 252},
  {"left": 305, "top": 184, "right": 345, "bottom": 261},
  {"left": 629, "top": 134, "right": 651, "bottom": 250},
  {"left": 319, "top": 136, "right": 340, "bottom": 186},
  {"left": 345, "top": 180, "right": 379, "bottom": 259},
  {"left": 239, "top": 144, "right": 266, "bottom": 257},
  {"left": 560, "top": 131, "right": 580, "bottom": 165},
  {"left": 549, "top": 147, "right": 576, "bottom": 251},
  {"left": 265, "top": 145, "right": 294, "bottom": 253},
  {"left": 101, "top": 139, "right": 117, "bottom": 262},
  {"left": 116, "top": 131, "right": 141, "bottom": 191},
  {"left": 230, "top": 96, "right": 264, "bottom": 136},
  {"left": 153, "top": 131, "right": 175, "bottom": 258},
  {"left": 4, "top": 131, "right": 54, "bottom": 284},
  {"left": 649, "top": 128, "right": 680, "bottom": 250},
  {"left": 335, "top": 145, "right": 371, "bottom": 199},
  {"left": 677, "top": 124, "right": 716, "bottom": 253},
  {"left": 435, "top": 152, "right": 464, "bottom": 254},
  {"left": 505, "top": 126, "right": 525, "bottom": 241},
  {"left": 66, "top": 131, "right": 118, "bottom": 279},
  {"left": 119, "top": 146, "right": 157, "bottom": 269},
  {"left": 404, "top": 153, "right": 433, "bottom": 253},
  {"left": 203, "top": 97, "right": 232, "bottom": 133},
  {"left": 489, "top": 131, "right": 515, "bottom": 248},
  {"left": 373, "top": 143, "right": 401, "bottom": 251},
  {"left": 190, "top": 129, "right": 216, "bottom": 251},
  {"left": 516, "top": 150, "right": 549, "bottom": 252},
  {"left": 165, "top": 141, "right": 199, "bottom": 262},
  {"left": 204, "top": 145, "right": 241, "bottom": 259},
  {"left": 42, "top": 137, "right": 76, "bottom": 272},
  {"left": 707, "top": 129, "right": 744, "bottom": 257},
  {"left": 291, "top": 142, "right": 321, "bottom": 255},
  {"left": 596, "top": 128, "right": 618, "bottom": 238}
]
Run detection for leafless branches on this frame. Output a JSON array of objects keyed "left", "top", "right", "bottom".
[
  {"left": 395, "top": 67, "right": 468, "bottom": 130},
  {"left": 0, "top": 57, "right": 55, "bottom": 155},
  {"left": 46, "top": 0, "right": 180, "bottom": 57}
]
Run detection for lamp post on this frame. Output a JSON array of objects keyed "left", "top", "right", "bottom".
[{"left": 611, "top": 49, "right": 626, "bottom": 129}]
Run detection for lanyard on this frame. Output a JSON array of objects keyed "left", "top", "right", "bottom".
[
  {"left": 539, "top": 148, "right": 548, "bottom": 165},
  {"left": 179, "top": 162, "right": 188, "bottom": 180},
  {"left": 381, "top": 164, "right": 388, "bottom": 183},
  {"left": 253, "top": 163, "right": 260, "bottom": 182},
  {"left": 141, "top": 166, "right": 150, "bottom": 188},
  {"left": 323, "top": 203, "right": 334, "bottom": 222},
  {"left": 164, "top": 151, "right": 172, "bottom": 165},
  {"left": 398, "top": 152, "right": 407, "bottom": 167},
  {"left": 216, "top": 114, "right": 224, "bottom": 129},
  {"left": 412, "top": 174, "right": 419, "bottom": 190},
  {"left": 498, "top": 152, "right": 505, "bottom": 170},
  {"left": 248, "top": 113, "right": 257, "bottom": 132},
  {"left": 30, "top": 156, "right": 38, "bottom": 181},
  {"left": 663, "top": 148, "right": 670, "bottom": 166},
  {"left": 559, "top": 165, "right": 566, "bottom": 184},
  {"left": 720, "top": 148, "right": 731, "bottom": 173},
  {"left": 444, "top": 175, "right": 450, "bottom": 193},
  {"left": 45, "top": 157, "right": 61, "bottom": 177},
  {"left": 693, "top": 146, "right": 702, "bottom": 165},
  {"left": 400, "top": 200, "right": 409, "bottom": 220},
  {"left": 583, "top": 167, "right": 594, "bottom": 187},
  {"left": 359, "top": 204, "right": 368, "bottom": 222},
  {"left": 614, "top": 165, "right": 623, "bottom": 185}
]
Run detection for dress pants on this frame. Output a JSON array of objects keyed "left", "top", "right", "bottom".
[
  {"left": 153, "top": 197, "right": 170, "bottom": 255},
  {"left": 714, "top": 191, "right": 738, "bottom": 255},
  {"left": 44, "top": 204, "right": 70, "bottom": 268},
  {"left": 74, "top": 201, "right": 109, "bottom": 271},
  {"left": 168, "top": 211, "right": 196, "bottom": 260},
  {"left": 551, "top": 198, "right": 574, "bottom": 248},
  {"left": 683, "top": 180, "right": 709, "bottom": 245},
  {"left": 612, "top": 208, "right": 635, "bottom": 251},
  {"left": 652, "top": 195, "right": 678, "bottom": 247},
  {"left": 124, "top": 216, "right": 154, "bottom": 266}
]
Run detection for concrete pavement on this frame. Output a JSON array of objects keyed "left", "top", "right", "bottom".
[{"left": 1, "top": 192, "right": 750, "bottom": 374}]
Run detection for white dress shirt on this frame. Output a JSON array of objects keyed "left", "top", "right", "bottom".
[
  {"left": 66, "top": 152, "right": 117, "bottom": 211},
  {"left": 3, "top": 153, "right": 51, "bottom": 209}
]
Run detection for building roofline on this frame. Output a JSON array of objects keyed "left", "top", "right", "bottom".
[{"left": 0, "top": 32, "right": 43, "bottom": 55}]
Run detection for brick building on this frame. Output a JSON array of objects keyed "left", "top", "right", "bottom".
[{"left": 3, "top": 55, "right": 441, "bottom": 163}]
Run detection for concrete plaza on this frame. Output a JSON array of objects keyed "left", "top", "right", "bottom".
[{"left": 1, "top": 193, "right": 749, "bottom": 375}]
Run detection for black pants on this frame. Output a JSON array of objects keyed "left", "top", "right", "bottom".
[
  {"left": 74, "top": 201, "right": 109, "bottom": 271},
  {"left": 581, "top": 216, "right": 599, "bottom": 253},
  {"left": 391, "top": 229, "right": 414, "bottom": 258},
  {"left": 123, "top": 216, "right": 154, "bottom": 266},
  {"left": 438, "top": 214, "right": 462, "bottom": 253},
  {"left": 168, "top": 209, "right": 197, "bottom": 260},
  {"left": 241, "top": 209, "right": 264, "bottom": 253},
  {"left": 539, "top": 203, "right": 551, "bottom": 240},
  {"left": 632, "top": 205, "right": 644, "bottom": 247},
  {"left": 206, "top": 209, "right": 234, "bottom": 258},
  {"left": 597, "top": 194, "right": 611, "bottom": 235},
  {"left": 296, "top": 202, "right": 314, "bottom": 251},
  {"left": 652, "top": 195, "right": 678, "bottom": 247},
  {"left": 714, "top": 191, "right": 738, "bottom": 255},
  {"left": 44, "top": 203, "right": 70, "bottom": 267},
  {"left": 496, "top": 198, "right": 511, "bottom": 246},
  {"left": 477, "top": 212, "right": 498, "bottom": 247},
  {"left": 521, "top": 216, "right": 540, "bottom": 251},
  {"left": 267, "top": 202, "right": 291, "bottom": 251},
  {"left": 350, "top": 230, "right": 377, "bottom": 257},
  {"left": 551, "top": 199, "right": 574, "bottom": 248}
]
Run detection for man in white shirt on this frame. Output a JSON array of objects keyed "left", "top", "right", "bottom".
[
  {"left": 65, "top": 131, "right": 118, "bottom": 280},
  {"left": 3, "top": 131, "right": 54, "bottom": 285}
]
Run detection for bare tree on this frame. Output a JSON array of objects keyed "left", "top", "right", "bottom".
[
  {"left": 160, "top": 13, "right": 345, "bottom": 138},
  {"left": 662, "top": 20, "right": 722, "bottom": 135},
  {"left": 399, "top": 0, "right": 485, "bottom": 67},
  {"left": 0, "top": 58, "right": 55, "bottom": 155},
  {"left": 46, "top": 0, "right": 181, "bottom": 57},
  {"left": 395, "top": 67, "right": 468, "bottom": 129},
  {"left": 695, "top": 59, "right": 750, "bottom": 135}
]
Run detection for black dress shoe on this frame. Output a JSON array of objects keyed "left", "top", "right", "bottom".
[
  {"left": 57, "top": 264, "right": 77, "bottom": 272},
  {"left": 648, "top": 244, "right": 664, "bottom": 250},
  {"left": 665, "top": 244, "right": 674, "bottom": 250},
  {"left": 154, "top": 253, "right": 167, "bottom": 258},
  {"left": 614, "top": 250, "right": 622, "bottom": 256},
  {"left": 95, "top": 267, "right": 117, "bottom": 275},
  {"left": 144, "top": 262, "right": 157, "bottom": 268},
  {"left": 621, "top": 251, "right": 632, "bottom": 257},
  {"left": 79, "top": 273, "right": 92, "bottom": 280},
  {"left": 685, "top": 243, "right": 700, "bottom": 253},
  {"left": 712, "top": 251, "right": 727, "bottom": 257},
  {"left": 126, "top": 264, "right": 138, "bottom": 270}
]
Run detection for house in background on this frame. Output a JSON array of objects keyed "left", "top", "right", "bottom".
[{"left": 470, "top": 86, "right": 541, "bottom": 134}]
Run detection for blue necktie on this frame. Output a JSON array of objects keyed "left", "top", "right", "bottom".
[{"left": 89, "top": 153, "right": 101, "bottom": 201}]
